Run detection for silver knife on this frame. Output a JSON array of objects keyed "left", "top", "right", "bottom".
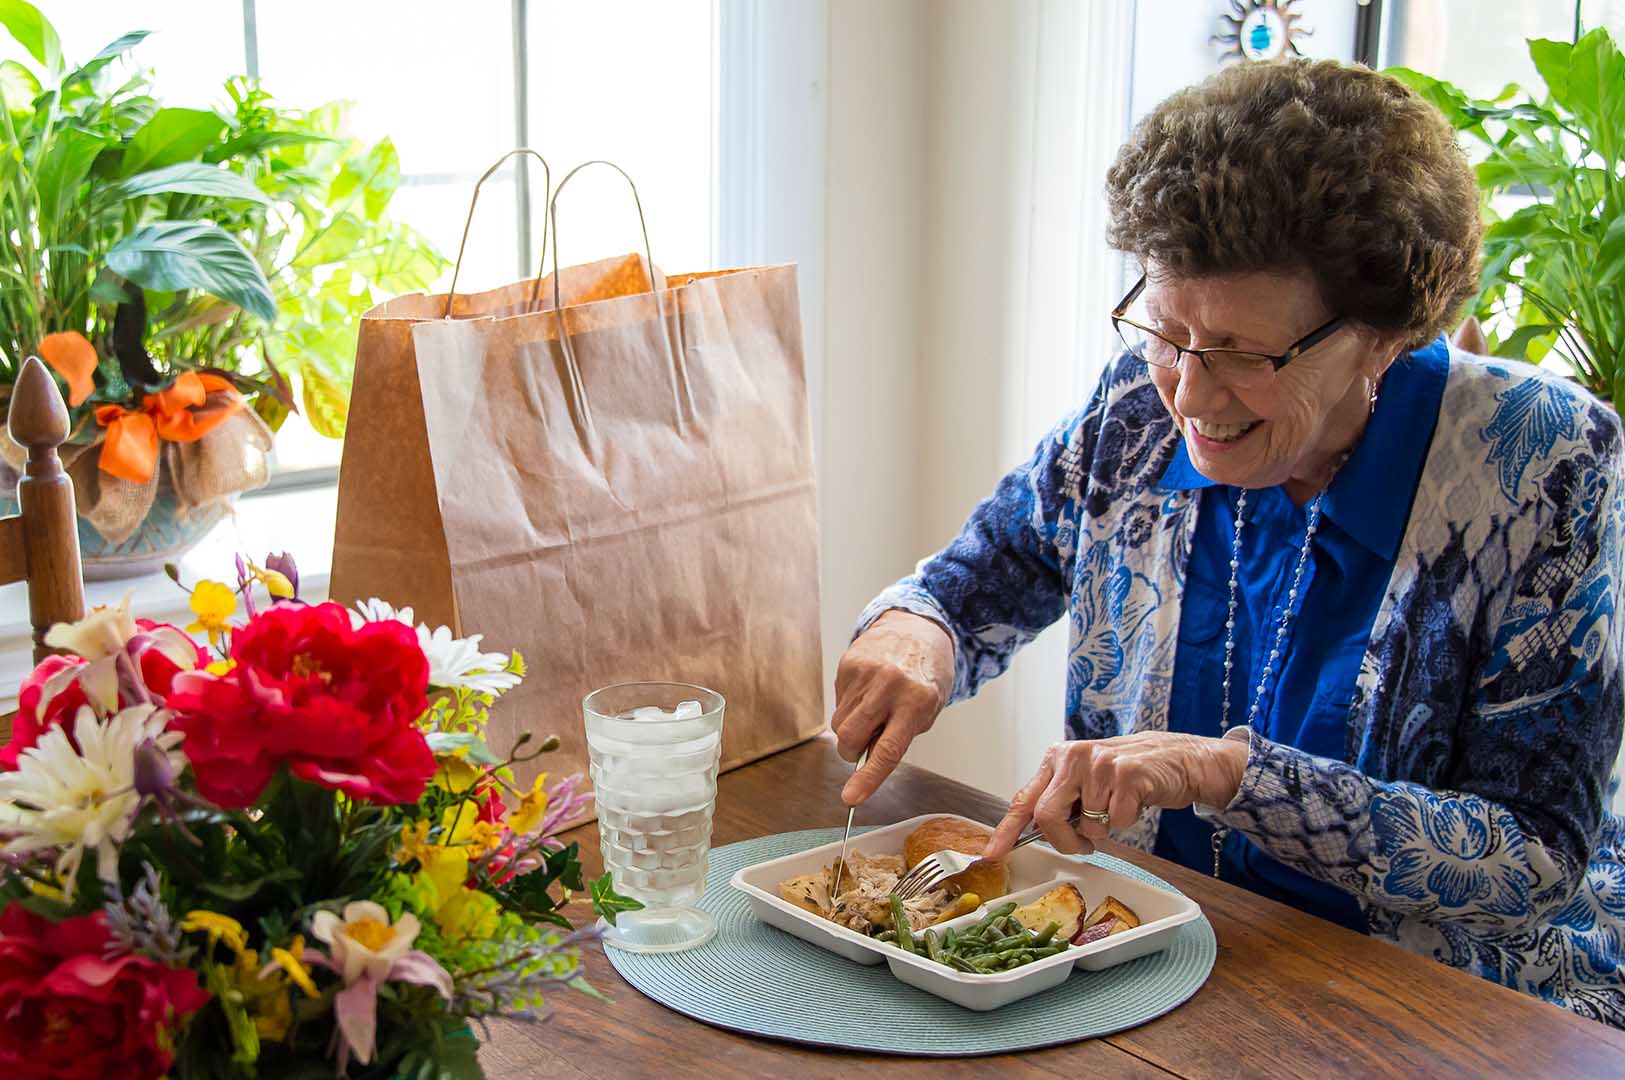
[{"left": 831, "top": 746, "right": 869, "bottom": 902}]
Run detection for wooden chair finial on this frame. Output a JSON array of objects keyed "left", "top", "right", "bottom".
[{"left": 8, "top": 354, "right": 71, "bottom": 452}]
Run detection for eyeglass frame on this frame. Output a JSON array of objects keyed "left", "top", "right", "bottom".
[{"left": 1110, "top": 273, "right": 1346, "bottom": 377}]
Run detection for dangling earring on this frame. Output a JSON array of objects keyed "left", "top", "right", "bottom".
[{"left": 1368, "top": 375, "right": 1381, "bottom": 417}]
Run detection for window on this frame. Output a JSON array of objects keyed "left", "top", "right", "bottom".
[
  {"left": 1375, "top": 1, "right": 1580, "bottom": 99},
  {"left": 38, "top": 1, "right": 719, "bottom": 484}
]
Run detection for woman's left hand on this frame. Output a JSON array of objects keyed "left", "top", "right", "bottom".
[{"left": 982, "top": 732, "right": 1249, "bottom": 859}]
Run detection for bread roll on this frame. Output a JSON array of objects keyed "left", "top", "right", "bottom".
[{"left": 902, "top": 817, "right": 1008, "bottom": 899}]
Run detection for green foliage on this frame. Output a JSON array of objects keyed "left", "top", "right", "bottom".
[
  {"left": 0, "top": 3, "right": 446, "bottom": 439},
  {"left": 1386, "top": 27, "right": 1624, "bottom": 400},
  {"left": 590, "top": 871, "right": 644, "bottom": 927}
]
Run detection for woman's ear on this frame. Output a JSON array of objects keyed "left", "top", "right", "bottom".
[{"left": 1356, "top": 326, "right": 1409, "bottom": 381}]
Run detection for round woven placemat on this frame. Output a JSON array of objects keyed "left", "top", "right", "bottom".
[{"left": 603, "top": 828, "right": 1216, "bottom": 1056}]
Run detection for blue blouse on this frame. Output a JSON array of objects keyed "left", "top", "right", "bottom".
[{"left": 1153, "top": 337, "right": 1451, "bottom": 930}]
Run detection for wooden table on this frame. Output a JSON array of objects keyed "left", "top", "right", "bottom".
[{"left": 478, "top": 737, "right": 1625, "bottom": 1079}]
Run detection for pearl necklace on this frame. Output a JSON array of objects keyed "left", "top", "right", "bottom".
[
  {"left": 1208, "top": 379, "right": 1376, "bottom": 879},
  {"left": 1211, "top": 483, "right": 1329, "bottom": 877}
]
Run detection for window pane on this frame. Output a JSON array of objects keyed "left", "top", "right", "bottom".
[
  {"left": 254, "top": 1, "right": 517, "bottom": 179},
  {"left": 527, "top": 0, "right": 716, "bottom": 276},
  {"left": 392, "top": 178, "right": 523, "bottom": 294},
  {"left": 1380, "top": 1, "right": 1577, "bottom": 100},
  {"left": 11, "top": 2, "right": 244, "bottom": 104},
  {"left": 1581, "top": 0, "right": 1625, "bottom": 38}
]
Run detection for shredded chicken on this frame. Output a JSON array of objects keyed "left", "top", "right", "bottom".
[{"left": 820, "top": 851, "right": 953, "bottom": 933}]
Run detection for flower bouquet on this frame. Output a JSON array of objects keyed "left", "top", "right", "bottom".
[{"left": 0, "top": 556, "right": 636, "bottom": 1078}]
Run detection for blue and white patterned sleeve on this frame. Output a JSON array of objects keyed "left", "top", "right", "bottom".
[
  {"left": 853, "top": 389, "right": 1101, "bottom": 704},
  {"left": 1202, "top": 433, "right": 1625, "bottom": 932}
]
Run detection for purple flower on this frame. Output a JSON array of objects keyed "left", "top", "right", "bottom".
[{"left": 265, "top": 551, "right": 300, "bottom": 599}]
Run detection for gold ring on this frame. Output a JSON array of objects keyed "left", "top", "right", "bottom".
[{"left": 1078, "top": 806, "right": 1111, "bottom": 825}]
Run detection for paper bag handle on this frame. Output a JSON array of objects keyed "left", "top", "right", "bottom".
[
  {"left": 544, "top": 160, "right": 690, "bottom": 439},
  {"left": 443, "top": 148, "right": 554, "bottom": 318}
]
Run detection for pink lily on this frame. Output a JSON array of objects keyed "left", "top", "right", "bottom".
[{"left": 305, "top": 902, "right": 453, "bottom": 1069}]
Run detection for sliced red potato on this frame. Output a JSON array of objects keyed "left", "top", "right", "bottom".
[{"left": 1011, "top": 883, "right": 1086, "bottom": 941}]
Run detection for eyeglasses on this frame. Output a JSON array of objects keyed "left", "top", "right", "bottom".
[{"left": 1110, "top": 274, "right": 1346, "bottom": 390}]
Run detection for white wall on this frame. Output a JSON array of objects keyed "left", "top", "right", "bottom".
[
  {"left": 820, "top": 0, "right": 928, "bottom": 689},
  {"left": 820, "top": 0, "right": 1132, "bottom": 799}
]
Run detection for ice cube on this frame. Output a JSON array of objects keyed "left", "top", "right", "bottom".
[
  {"left": 674, "top": 699, "right": 704, "bottom": 720},
  {"left": 628, "top": 705, "right": 670, "bottom": 722}
]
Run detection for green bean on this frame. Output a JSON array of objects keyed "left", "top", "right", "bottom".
[
  {"left": 889, "top": 895, "right": 915, "bottom": 954},
  {"left": 989, "top": 932, "right": 1031, "bottom": 951},
  {"left": 945, "top": 954, "right": 980, "bottom": 974},
  {"left": 943, "top": 928, "right": 957, "bottom": 952},
  {"left": 1032, "top": 921, "right": 1062, "bottom": 947},
  {"left": 925, "top": 929, "right": 944, "bottom": 964},
  {"left": 876, "top": 930, "right": 897, "bottom": 943},
  {"left": 971, "top": 903, "right": 1018, "bottom": 934}
]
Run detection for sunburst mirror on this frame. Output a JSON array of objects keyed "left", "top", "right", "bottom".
[{"left": 1214, "top": 0, "right": 1311, "bottom": 63}]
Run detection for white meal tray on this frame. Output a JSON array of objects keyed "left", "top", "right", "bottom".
[{"left": 729, "top": 813, "right": 1203, "bottom": 1011}]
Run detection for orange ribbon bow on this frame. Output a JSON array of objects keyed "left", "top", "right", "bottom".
[{"left": 94, "top": 372, "right": 246, "bottom": 484}]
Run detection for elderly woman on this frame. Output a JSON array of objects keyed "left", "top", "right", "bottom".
[{"left": 832, "top": 58, "right": 1625, "bottom": 1024}]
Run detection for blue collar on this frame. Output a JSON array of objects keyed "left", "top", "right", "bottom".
[{"left": 1156, "top": 335, "right": 1451, "bottom": 560}]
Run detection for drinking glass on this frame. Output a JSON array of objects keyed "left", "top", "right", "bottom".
[{"left": 583, "top": 681, "right": 724, "bottom": 953}]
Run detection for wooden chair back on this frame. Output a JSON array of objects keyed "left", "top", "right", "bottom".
[{"left": 2, "top": 354, "right": 87, "bottom": 666}]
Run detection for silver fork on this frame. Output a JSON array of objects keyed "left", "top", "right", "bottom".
[{"left": 892, "top": 807, "right": 1105, "bottom": 900}]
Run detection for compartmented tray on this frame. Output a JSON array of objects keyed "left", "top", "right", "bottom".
[{"left": 728, "top": 813, "right": 1202, "bottom": 1010}]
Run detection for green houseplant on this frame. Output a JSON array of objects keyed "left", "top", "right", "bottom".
[
  {"left": 0, "top": 1, "right": 444, "bottom": 576},
  {"left": 1386, "top": 27, "right": 1623, "bottom": 402}
]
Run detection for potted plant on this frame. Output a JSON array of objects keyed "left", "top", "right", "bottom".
[
  {"left": 1386, "top": 26, "right": 1622, "bottom": 402},
  {"left": 0, "top": 2, "right": 444, "bottom": 578},
  {"left": 0, "top": 556, "right": 637, "bottom": 1077}
]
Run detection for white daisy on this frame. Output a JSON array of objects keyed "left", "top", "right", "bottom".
[
  {"left": 0, "top": 705, "right": 185, "bottom": 899},
  {"left": 351, "top": 598, "right": 518, "bottom": 694},
  {"left": 350, "top": 597, "right": 415, "bottom": 628},
  {"left": 417, "top": 624, "right": 522, "bottom": 695}
]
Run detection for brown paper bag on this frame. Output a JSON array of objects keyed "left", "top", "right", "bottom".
[{"left": 331, "top": 253, "right": 824, "bottom": 829}]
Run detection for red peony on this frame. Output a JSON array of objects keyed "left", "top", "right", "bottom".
[
  {"left": 0, "top": 620, "right": 204, "bottom": 770},
  {"left": 134, "top": 619, "right": 210, "bottom": 697},
  {"left": 168, "top": 601, "right": 434, "bottom": 807},
  {"left": 2, "top": 656, "right": 89, "bottom": 770},
  {"left": 0, "top": 907, "right": 210, "bottom": 1080}
]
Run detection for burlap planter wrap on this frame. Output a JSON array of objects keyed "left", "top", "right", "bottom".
[{"left": 0, "top": 405, "right": 273, "bottom": 546}]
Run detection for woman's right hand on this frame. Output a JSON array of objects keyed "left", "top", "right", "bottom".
[{"left": 831, "top": 610, "right": 955, "bottom": 808}]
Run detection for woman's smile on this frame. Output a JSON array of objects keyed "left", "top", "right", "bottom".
[{"left": 1187, "top": 416, "right": 1262, "bottom": 450}]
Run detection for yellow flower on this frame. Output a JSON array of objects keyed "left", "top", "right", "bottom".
[
  {"left": 206, "top": 657, "right": 237, "bottom": 676},
  {"left": 182, "top": 910, "right": 248, "bottom": 956},
  {"left": 411, "top": 845, "right": 501, "bottom": 942},
  {"left": 187, "top": 580, "right": 237, "bottom": 646},
  {"left": 441, "top": 800, "right": 503, "bottom": 858},
  {"left": 505, "top": 773, "right": 548, "bottom": 836},
  {"left": 396, "top": 819, "right": 434, "bottom": 865},
  {"left": 433, "top": 749, "right": 483, "bottom": 795},
  {"left": 267, "top": 934, "right": 319, "bottom": 1000},
  {"left": 246, "top": 561, "right": 295, "bottom": 599}
]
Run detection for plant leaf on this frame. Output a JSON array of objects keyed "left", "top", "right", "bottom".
[
  {"left": 104, "top": 220, "right": 277, "bottom": 322},
  {"left": 35, "top": 125, "right": 107, "bottom": 224},
  {"left": 0, "top": 0, "right": 61, "bottom": 71},
  {"left": 103, "top": 161, "right": 269, "bottom": 206},
  {"left": 299, "top": 366, "right": 348, "bottom": 437},
  {"left": 424, "top": 731, "right": 504, "bottom": 765},
  {"left": 203, "top": 128, "right": 332, "bottom": 164},
  {"left": 1597, "top": 215, "right": 1625, "bottom": 289},
  {"left": 589, "top": 871, "right": 644, "bottom": 927},
  {"left": 120, "top": 106, "right": 226, "bottom": 176},
  {"left": 1496, "top": 323, "right": 1559, "bottom": 363},
  {"left": 61, "top": 29, "right": 149, "bottom": 89},
  {"left": 0, "top": 58, "right": 40, "bottom": 115}
]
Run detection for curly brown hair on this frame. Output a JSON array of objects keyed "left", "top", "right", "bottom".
[{"left": 1105, "top": 59, "right": 1482, "bottom": 349}]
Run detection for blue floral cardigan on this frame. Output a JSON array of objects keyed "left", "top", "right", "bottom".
[{"left": 860, "top": 347, "right": 1625, "bottom": 1024}]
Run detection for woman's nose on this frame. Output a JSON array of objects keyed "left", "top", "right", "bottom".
[{"left": 1172, "top": 352, "right": 1230, "bottom": 417}]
